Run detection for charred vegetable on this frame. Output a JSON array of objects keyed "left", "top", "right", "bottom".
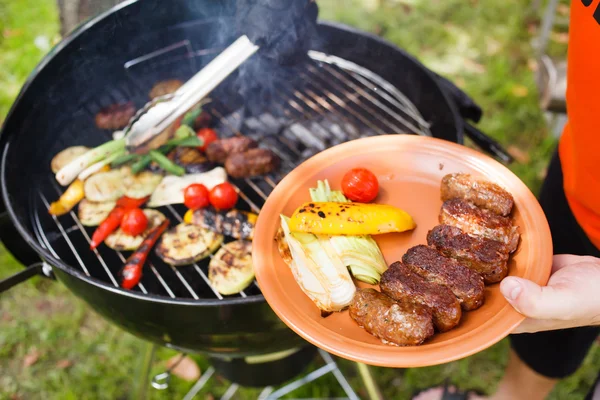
[
  {"left": 288, "top": 202, "right": 416, "bottom": 236},
  {"left": 184, "top": 207, "right": 257, "bottom": 240},
  {"left": 156, "top": 223, "right": 224, "bottom": 266},
  {"left": 208, "top": 240, "right": 254, "bottom": 295},
  {"left": 122, "top": 169, "right": 163, "bottom": 199},
  {"left": 48, "top": 179, "right": 85, "bottom": 216},
  {"left": 147, "top": 167, "right": 227, "bottom": 208},
  {"left": 51, "top": 146, "right": 90, "bottom": 174},
  {"left": 119, "top": 219, "right": 170, "bottom": 289},
  {"left": 167, "top": 147, "right": 216, "bottom": 174},
  {"left": 83, "top": 169, "right": 126, "bottom": 202},
  {"left": 104, "top": 209, "right": 166, "bottom": 251},
  {"left": 78, "top": 199, "right": 116, "bottom": 226}
]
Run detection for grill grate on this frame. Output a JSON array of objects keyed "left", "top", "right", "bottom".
[{"left": 32, "top": 43, "right": 431, "bottom": 301}]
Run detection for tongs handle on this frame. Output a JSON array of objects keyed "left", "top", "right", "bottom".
[{"left": 125, "top": 36, "right": 259, "bottom": 150}]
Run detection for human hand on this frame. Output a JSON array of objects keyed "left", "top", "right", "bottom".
[{"left": 500, "top": 254, "right": 600, "bottom": 333}]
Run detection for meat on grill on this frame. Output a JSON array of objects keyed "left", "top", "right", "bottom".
[
  {"left": 149, "top": 79, "right": 183, "bottom": 99},
  {"left": 427, "top": 224, "right": 509, "bottom": 284},
  {"left": 402, "top": 245, "right": 485, "bottom": 311},
  {"left": 439, "top": 198, "right": 520, "bottom": 253},
  {"left": 380, "top": 262, "right": 462, "bottom": 332},
  {"left": 225, "top": 148, "right": 281, "bottom": 178},
  {"left": 206, "top": 137, "right": 258, "bottom": 164},
  {"left": 95, "top": 102, "right": 136, "bottom": 130},
  {"left": 441, "top": 173, "right": 514, "bottom": 216},
  {"left": 349, "top": 288, "right": 435, "bottom": 346}
]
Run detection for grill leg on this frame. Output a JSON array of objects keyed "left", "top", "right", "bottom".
[{"left": 131, "top": 342, "right": 157, "bottom": 400}]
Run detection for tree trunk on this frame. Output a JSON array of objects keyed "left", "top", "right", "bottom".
[{"left": 57, "top": 0, "right": 126, "bottom": 36}]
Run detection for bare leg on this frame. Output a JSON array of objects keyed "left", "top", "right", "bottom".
[{"left": 489, "top": 348, "right": 558, "bottom": 400}]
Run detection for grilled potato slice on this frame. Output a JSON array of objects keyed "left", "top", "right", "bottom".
[
  {"left": 104, "top": 209, "right": 166, "bottom": 251},
  {"left": 78, "top": 199, "right": 116, "bottom": 226},
  {"left": 155, "top": 223, "right": 223, "bottom": 266},
  {"left": 209, "top": 240, "right": 254, "bottom": 295},
  {"left": 51, "top": 146, "right": 90, "bottom": 174}
]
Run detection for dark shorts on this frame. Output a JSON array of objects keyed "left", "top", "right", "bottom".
[{"left": 509, "top": 149, "right": 600, "bottom": 379}]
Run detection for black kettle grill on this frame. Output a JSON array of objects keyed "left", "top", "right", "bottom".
[{"left": 0, "top": 0, "right": 509, "bottom": 387}]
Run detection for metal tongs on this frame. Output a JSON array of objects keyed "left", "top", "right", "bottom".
[{"left": 122, "top": 36, "right": 259, "bottom": 152}]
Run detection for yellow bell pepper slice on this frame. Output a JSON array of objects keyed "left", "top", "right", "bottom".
[
  {"left": 288, "top": 201, "right": 416, "bottom": 236},
  {"left": 48, "top": 179, "right": 85, "bottom": 216}
]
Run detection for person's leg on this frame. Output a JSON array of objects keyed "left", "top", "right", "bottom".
[{"left": 494, "top": 148, "right": 600, "bottom": 400}]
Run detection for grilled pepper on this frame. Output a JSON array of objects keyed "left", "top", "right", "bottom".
[
  {"left": 48, "top": 179, "right": 85, "bottom": 216},
  {"left": 90, "top": 206, "right": 126, "bottom": 249},
  {"left": 184, "top": 207, "right": 257, "bottom": 240},
  {"left": 288, "top": 202, "right": 416, "bottom": 236}
]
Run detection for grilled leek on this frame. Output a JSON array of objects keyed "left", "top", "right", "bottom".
[
  {"left": 309, "top": 179, "right": 388, "bottom": 284},
  {"left": 288, "top": 201, "right": 416, "bottom": 236},
  {"left": 279, "top": 215, "right": 355, "bottom": 312}
]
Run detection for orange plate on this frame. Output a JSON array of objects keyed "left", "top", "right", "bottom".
[{"left": 252, "top": 135, "right": 552, "bottom": 368}]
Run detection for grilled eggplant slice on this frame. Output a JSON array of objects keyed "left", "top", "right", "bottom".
[
  {"left": 185, "top": 207, "right": 257, "bottom": 240},
  {"left": 78, "top": 199, "right": 116, "bottom": 226},
  {"left": 51, "top": 146, "right": 90, "bottom": 174},
  {"left": 84, "top": 169, "right": 125, "bottom": 202},
  {"left": 155, "top": 223, "right": 224, "bottom": 266},
  {"left": 104, "top": 209, "right": 166, "bottom": 251},
  {"left": 122, "top": 169, "right": 163, "bottom": 199},
  {"left": 208, "top": 240, "right": 254, "bottom": 295}
]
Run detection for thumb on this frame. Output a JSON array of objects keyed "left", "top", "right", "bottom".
[{"left": 500, "top": 276, "right": 576, "bottom": 320}]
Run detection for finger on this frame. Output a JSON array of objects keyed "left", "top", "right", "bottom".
[
  {"left": 500, "top": 276, "right": 578, "bottom": 320},
  {"left": 551, "top": 254, "right": 578, "bottom": 273}
]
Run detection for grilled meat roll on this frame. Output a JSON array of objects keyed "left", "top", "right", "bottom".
[
  {"left": 380, "top": 262, "right": 462, "bottom": 332},
  {"left": 441, "top": 173, "right": 514, "bottom": 216},
  {"left": 349, "top": 288, "right": 435, "bottom": 346},
  {"left": 440, "top": 198, "right": 520, "bottom": 253},
  {"left": 427, "top": 224, "right": 509, "bottom": 284},
  {"left": 189, "top": 207, "right": 257, "bottom": 240},
  {"left": 206, "top": 137, "right": 258, "bottom": 164},
  {"left": 225, "top": 148, "right": 280, "bottom": 178},
  {"left": 402, "top": 245, "right": 485, "bottom": 311},
  {"left": 95, "top": 102, "right": 136, "bottom": 130}
]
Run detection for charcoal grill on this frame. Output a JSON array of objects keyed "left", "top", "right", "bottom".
[{"left": 0, "top": 0, "right": 506, "bottom": 388}]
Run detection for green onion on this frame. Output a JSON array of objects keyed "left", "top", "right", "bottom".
[
  {"left": 55, "top": 138, "right": 126, "bottom": 186},
  {"left": 110, "top": 153, "right": 139, "bottom": 167},
  {"left": 174, "top": 125, "right": 196, "bottom": 140},
  {"left": 180, "top": 105, "right": 203, "bottom": 128},
  {"left": 165, "top": 135, "right": 203, "bottom": 148},
  {"left": 149, "top": 150, "right": 185, "bottom": 176},
  {"left": 131, "top": 154, "right": 152, "bottom": 174},
  {"left": 78, "top": 149, "right": 127, "bottom": 181}
]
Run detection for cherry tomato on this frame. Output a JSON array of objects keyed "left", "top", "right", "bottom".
[
  {"left": 341, "top": 168, "right": 379, "bottom": 203},
  {"left": 120, "top": 208, "right": 148, "bottom": 236},
  {"left": 196, "top": 128, "right": 219, "bottom": 152},
  {"left": 209, "top": 182, "right": 238, "bottom": 210},
  {"left": 184, "top": 183, "right": 210, "bottom": 210}
]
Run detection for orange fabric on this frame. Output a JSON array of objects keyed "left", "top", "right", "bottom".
[{"left": 559, "top": 0, "right": 600, "bottom": 250}]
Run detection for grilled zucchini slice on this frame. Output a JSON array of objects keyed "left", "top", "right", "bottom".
[
  {"left": 155, "top": 223, "right": 223, "bottom": 266},
  {"left": 208, "top": 240, "right": 254, "bottom": 295},
  {"left": 104, "top": 209, "right": 166, "bottom": 251},
  {"left": 122, "top": 170, "right": 163, "bottom": 199},
  {"left": 78, "top": 199, "right": 116, "bottom": 226},
  {"left": 51, "top": 146, "right": 90, "bottom": 174},
  {"left": 84, "top": 169, "right": 126, "bottom": 202}
]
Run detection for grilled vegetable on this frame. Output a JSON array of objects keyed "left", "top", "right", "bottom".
[
  {"left": 278, "top": 216, "right": 355, "bottom": 312},
  {"left": 90, "top": 207, "right": 127, "bottom": 249},
  {"left": 184, "top": 184, "right": 210, "bottom": 210},
  {"left": 48, "top": 179, "right": 85, "bottom": 216},
  {"left": 116, "top": 196, "right": 149, "bottom": 209},
  {"left": 84, "top": 169, "right": 126, "bottom": 202},
  {"left": 149, "top": 150, "right": 185, "bottom": 176},
  {"left": 341, "top": 168, "right": 379, "bottom": 203},
  {"left": 78, "top": 150, "right": 125, "bottom": 181},
  {"left": 184, "top": 207, "right": 257, "bottom": 240},
  {"left": 147, "top": 167, "right": 227, "bottom": 208},
  {"left": 55, "top": 138, "right": 126, "bottom": 186},
  {"left": 105, "top": 209, "right": 166, "bottom": 251},
  {"left": 288, "top": 202, "right": 416, "bottom": 236},
  {"left": 209, "top": 182, "right": 238, "bottom": 210},
  {"left": 120, "top": 219, "right": 170, "bottom": 290},
  {"left": 208, "top": 240, "right": 254, "bottom": 295},
  {"left": 51, "top": 146, "right": 90, "bottom": 174},
  {"left": 78, "top": 199, "right": 116, "bottom": 226},
  {"left": 156, "top": 223, "right": 223, "bottom": 266},
  {"left": 167, "top": 147, "right": 216, "bottom": 174},
  {"left": 309, "top": 180, "right": 387, "bottom": 284},
  {"left": 122, "top": 169, "right": 163, "bottom": 199},
  {"left": 196, "top": 128, "right": 218, "bottom": 152}
]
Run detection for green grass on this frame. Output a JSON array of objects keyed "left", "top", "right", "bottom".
[{"left": 1, "top": 0, "right": 598, "bottom": 399}]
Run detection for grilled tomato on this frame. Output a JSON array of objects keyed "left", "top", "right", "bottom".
[
  {"left": 184, "top": 183, "right": 210, "bottom": 210},
  {"left": 209, "top": 182, "right": 238, "bottom": 210},
  {"left": 341, "top": 168, "right": 379, "bottom": 203},
  {"left": 196, "top": 128, "right": 219, "bottom": 152},
  {"left": 120, "top": 208, "right": 149, "bottom": 236}
]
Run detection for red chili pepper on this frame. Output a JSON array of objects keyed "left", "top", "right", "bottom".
[
  {"left": 90, "top": 207, "right": 126, "bottom": 249},
  {"left": 116, "top": 196, "right": 149, "bottom": 209},
  {"left": 119, "top": 219, "right": 170, "bottom": 290}
]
